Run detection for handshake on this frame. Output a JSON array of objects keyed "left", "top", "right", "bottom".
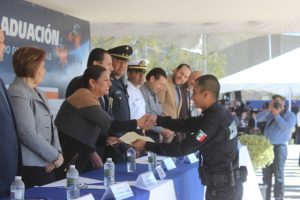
[{"left": 137, "top": 114, "right": 157, "bottom": 130}]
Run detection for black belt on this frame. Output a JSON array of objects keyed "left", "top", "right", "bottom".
[
  {"left": 274, "top": 144, "right": 287, "bottom": 147},
  {"left": 210, "top": 171, "right": 240, "bottom": 186},
  {"left": 207, "top": 166, "right": 247, "bottom": 186}
]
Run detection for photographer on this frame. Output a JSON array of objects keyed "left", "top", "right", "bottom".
[{"left": 256, "top": 95, "right": 296, "bottom": 200}]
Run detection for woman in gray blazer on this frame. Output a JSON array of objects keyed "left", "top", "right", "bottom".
[{"left": 8, "top": 46, "right": 63, "bottom": 188}]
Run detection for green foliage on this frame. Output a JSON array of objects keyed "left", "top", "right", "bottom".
[
  {"left": 91, "top": 36, "right": 225, "bottom": 78},
  {"left": 239, "top": 134, "right": 274, "bottom": 170}
]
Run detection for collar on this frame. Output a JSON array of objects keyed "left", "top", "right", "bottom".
[
  {"left": 201, "top": 101, "right": 218, "bottom": 115},
  {"left": 128, "top": 81, "right": 139, "bottom": 89},
  {"left": 144, "top": 82, "right": 156, "bottom": 96}
]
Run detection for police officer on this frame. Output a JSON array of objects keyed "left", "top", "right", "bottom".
[
  {"left": 132, "top": 74, "right": 247, "bottom": 200},
  {"left": 107, "top": 45, "right": 133, "bottom": 162},
  {"left": 108, "top": 45, "right": 133, "bottom": 125}
]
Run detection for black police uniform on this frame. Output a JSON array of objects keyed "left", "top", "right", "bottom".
[{"left": 145, "top": 102, "right": 246, "bottom": 200}]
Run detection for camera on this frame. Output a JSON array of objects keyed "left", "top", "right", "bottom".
[{"left": 273, "top": 101, "right": 281, "bottom": 109}]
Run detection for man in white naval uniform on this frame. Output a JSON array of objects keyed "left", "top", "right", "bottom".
[{"left": 127, "top": 59, "right": 147, "bottom": 125}]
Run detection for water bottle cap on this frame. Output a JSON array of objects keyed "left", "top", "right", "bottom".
[
  {"left": 107, "top": 158, "right": 112, "bottom": 161},
  {"left": 70, "top": 165, "right": 75, "bottom": 169},
  {"left": 15, "top": 176, "right": 22, "bottom": 180}
]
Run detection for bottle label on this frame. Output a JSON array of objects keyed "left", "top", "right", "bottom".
[
  {"left": 127, "top": 155, "right": 135, "bottom": 162},
  {"left": 104, "top": 168, "right": 112, "bottom": 177},
  {"left": 148, "top": 156, "right": 154, "bottom": 164},
  {"left": 11, "top": 189, "right": 23, "bottom": 199},
  {"left": 67, "top": 177, "right": 78, "bottom": 187}
]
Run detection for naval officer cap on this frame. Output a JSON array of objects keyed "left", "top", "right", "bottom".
[
  {"left": 108, "top": 45, "right": 133, "bottom": 60},
  {"left": 128, "top": 59, "right": 149, "bottom": 73}
]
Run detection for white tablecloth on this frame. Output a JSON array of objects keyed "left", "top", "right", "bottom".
[{"left": 239, "top": 145, "right": 263, "bottom": 200}]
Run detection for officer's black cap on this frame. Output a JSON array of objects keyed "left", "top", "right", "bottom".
[{"left": 108, "top": 45, "right": 133, "bottom": 60}]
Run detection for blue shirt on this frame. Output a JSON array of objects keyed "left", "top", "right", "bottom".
[{"left": 256, "top": 110, "right": 296, "bottom": 145}]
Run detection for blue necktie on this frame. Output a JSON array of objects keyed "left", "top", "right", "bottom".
[
  {"left": 176, "top": 86, "right": 181, "bottom": 106},
  {"left": 0, "top": 78, "right": 10, "bottom": 109}
]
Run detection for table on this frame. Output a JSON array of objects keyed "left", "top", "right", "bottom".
[{"left": 1, "top": 159, "right": 204, "bottom": 200}]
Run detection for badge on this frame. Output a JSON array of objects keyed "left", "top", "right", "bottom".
[
  {"left": 228, "top": 120, "right": 237, "bottom": 140},
  {"left": 194, "top": 130, "right": 207, "bottom": 143}
]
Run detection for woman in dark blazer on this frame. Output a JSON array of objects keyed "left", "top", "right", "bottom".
[
  {"left": 55, "top": 65, "right": 148, "bottom": 178},
  {"left": 8, "top": 46, "right": 63, "bottom": 188}
]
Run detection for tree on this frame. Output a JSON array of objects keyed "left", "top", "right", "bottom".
[{"left": 91, "top": 35, "right": 226, "bottom": 77}]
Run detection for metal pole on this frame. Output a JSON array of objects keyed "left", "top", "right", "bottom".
[
  {"left": 203, "top": 34, "right": 207, "bottom": 74},
  {"left": 268, "top": 34, "right": 272, "bottom": 60}
]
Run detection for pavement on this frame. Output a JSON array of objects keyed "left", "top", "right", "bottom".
[{"left": 256, "top": 145, "right": 300, "bottom": 200}]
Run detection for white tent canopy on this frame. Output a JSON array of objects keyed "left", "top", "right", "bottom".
[
  {"left": 26, "top": 0, "right": 300, "bottom": 36},
  {"left": 219, "top": 47, "right": 300, "bottom": 96}
]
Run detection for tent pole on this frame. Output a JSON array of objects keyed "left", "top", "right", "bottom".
[{"left": 268, "top": 34, "right": 272, "bottom": 60}]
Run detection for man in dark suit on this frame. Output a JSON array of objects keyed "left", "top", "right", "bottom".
[{"left": 0, "top": 28, "right": 22, "bottom": 197}]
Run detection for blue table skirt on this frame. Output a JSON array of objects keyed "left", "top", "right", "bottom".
[
  {"left": 1, "top": 160, "right": 203, "bottom": 200},
  {"left": 83, "top": 161, "right": 204, "bottom": 200},
  {"left": 166, "top": 161, "right": 203, "bottom": 200}
]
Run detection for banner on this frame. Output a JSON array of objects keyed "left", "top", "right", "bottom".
[{"left": 0, "top": 0, "right": 90, "bottom": 98}]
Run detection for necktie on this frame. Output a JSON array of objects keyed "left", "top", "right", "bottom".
[
  {"left": 100, "top": 96, "right": 106, "bottom": 110},
  {"left": 0, "top": 79, "right": 10, "bottom": 109},
  {"left": 187, "top": 89, "right": 191, "bottom": 116},
  {"left": 176, "top": 86, "right": 181, "bottom": 106}
]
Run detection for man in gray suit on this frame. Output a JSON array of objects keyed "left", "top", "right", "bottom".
[
  {"left": 0, "top": 28, "right": 22, "bottom": 197},
  {"left": 140, "top": 68, "right": 175, "bottom": 142}
]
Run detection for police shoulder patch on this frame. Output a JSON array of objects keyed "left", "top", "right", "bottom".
[
  {"left": 228, "top": 120, "right": 238, "bottom": 140},
  {"left": 194, "top": 129, "right": 207, "bottom": 143}
]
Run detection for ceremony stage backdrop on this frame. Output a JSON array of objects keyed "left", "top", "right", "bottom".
[{"left": 0, "top": 0, "right": 90, "bottom": 98}]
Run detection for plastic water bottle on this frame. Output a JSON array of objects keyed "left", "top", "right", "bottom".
[
  {"left": 148, "top": 151, "right": 157, "bottom": 172},
  {"left": 10, "top": 176, "right": 25, "bottom": 200},
  {"left": 104, "top": 158, "right": 115, "bottom": 188},
  {"left": 66, "top": 165, "right": 80, "bottom": 200},
  {"left": 126, "top": 147, "right": 136, "bottom": 172}
]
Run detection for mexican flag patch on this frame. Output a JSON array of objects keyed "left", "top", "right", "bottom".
[{"left": 194, "top": 130, "right": 207, "bottom": 143}]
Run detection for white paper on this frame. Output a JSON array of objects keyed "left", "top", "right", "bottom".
[
  {"left": 155, "top": 165, "right": 166, "bottom": 180},
  {"left": 84, "top": 185, "right": 106, "bottom": 190},
  {"left": 162, "top": 157, "right": 176, "bottom": 170},
  {"left": 74, "top": 193, "right": 95, "bottom": 200},
  {"left": 120, "top": 132, "right": 154, "bottom": 144},
  {"left": 135, "top": 171, "right": 157, "bottom": 189},
  {"left": 111, "top": 182, "right": 134, "bottom": 200},
  {"left": 101, "top": 182, "right": 134, "bottom": 200},
  {"left": 42, "top": 177, "right": 102, "bottom": 187},
  {"left": 187, "top": 153, "right": 199, "bottom": 164}
]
